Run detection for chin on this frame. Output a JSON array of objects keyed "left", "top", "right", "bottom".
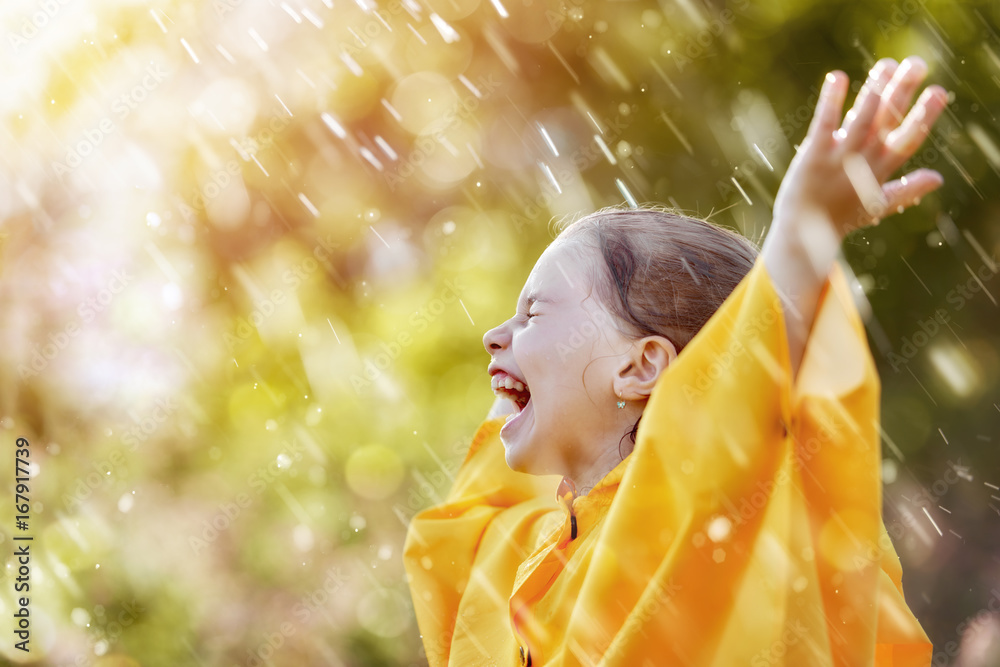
[
  {"left": 504, "top": 429, "right": 551, "bottom": 476},
  {"left": 500, "top": 433, "right": 530, "bottom": 473},
  {"left": 502, "top": 448, "right": 525, "bottom": 473},
  {"left": 498, "top": 393, "right": 546, "bottom": 473}
]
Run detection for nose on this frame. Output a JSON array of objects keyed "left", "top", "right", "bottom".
[{"left": 483, "top": 320, "right": 510, "bottom": 355}]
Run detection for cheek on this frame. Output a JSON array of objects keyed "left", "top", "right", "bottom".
[
  {"left": 513, "top": 328, "right": 553, "bottom": 366},
  {"left": 510, "top": 334, "right": 538, "bottom": 369}
]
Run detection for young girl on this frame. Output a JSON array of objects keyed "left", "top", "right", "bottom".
[{"left": 404, "top": 56, "right": 948, "bottom": 666}]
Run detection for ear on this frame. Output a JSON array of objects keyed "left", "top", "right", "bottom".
[{"left": 614, "top": 335, "right": 678, "bottom": 400}]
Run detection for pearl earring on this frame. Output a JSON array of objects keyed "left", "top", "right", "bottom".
[{"left": 616, "top": 390, "right": 625, "bottom": 409}]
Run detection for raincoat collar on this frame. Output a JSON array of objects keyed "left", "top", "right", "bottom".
[{"left": 555, "top": 452, "right": 633, "bottom": 513}]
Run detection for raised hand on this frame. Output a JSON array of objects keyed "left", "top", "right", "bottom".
[
  {"left": 773, "top": 56, "right": 950, "bottom": 240},
  {"left": 761, "top": 55, "right": 950, "bottom": 379}
]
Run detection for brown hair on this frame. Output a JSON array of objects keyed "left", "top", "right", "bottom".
[{"left": 553, "top": 203, "right": 761, "bottom": 453}]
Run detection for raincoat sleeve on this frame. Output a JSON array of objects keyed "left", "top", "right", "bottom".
[
  {"left": 403, "top": 414, "right": 560, "bottom": 666},
  {"left": 563, "top": 254, "right": 932, "bottom": 666}
]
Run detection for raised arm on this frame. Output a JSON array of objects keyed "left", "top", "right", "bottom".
[{"left": 761, "top": 56, "right": 948, "bottom": 379}]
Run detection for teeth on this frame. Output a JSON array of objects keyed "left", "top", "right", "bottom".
[{"left": 491, "top": 373, "right": 528, "bottom": 396}]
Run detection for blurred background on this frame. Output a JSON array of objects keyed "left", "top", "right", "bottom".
[{"left": 0, "top": 0, "right": 998, "bottom": 664}]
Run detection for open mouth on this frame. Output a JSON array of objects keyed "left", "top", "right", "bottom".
[{"left": 491, "top": 372, "right": 531, "bottom": 413}]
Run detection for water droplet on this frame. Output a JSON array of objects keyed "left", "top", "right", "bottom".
[
  {"left": 706, "top": 515, "right": 732, "bottom": 542},
  {"left": 117, "top": 493, "right": 134, "bottom": 513},
  {"left": 293, "top": 524, "right": 314, "bottom": 551}
]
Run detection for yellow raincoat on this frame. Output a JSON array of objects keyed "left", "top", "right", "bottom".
[{"left": 403, "top": 255, "right": 932, "bottom": 666}]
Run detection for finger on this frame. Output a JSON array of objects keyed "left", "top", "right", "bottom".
[
  {"left": 873, "top": 56, "right": 929, "bottom": 139},
  {"left": 884, "top": 85, "right": 949, "bottom": 166},
  {"left": 881, "top": 168, "right": 944, "bottom": 216},
  {"left": 806, "top": 70, "right": 849, "bottom": 147},
  {"left": 842, "top": 60, "right": 897, "bottom": 149},
  {"left": 841, "top": 58, "right": 897, "bottom": 138},
  {"left": 843, "top": 152, "right": 889, "bottom": 220}
]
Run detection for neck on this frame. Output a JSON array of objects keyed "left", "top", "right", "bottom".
[
  {"left": 571, "top": 436, "right": 634, "bottom": 496},
  {"left": 559, "top": 401, "right": 647, "bottom": 496}
]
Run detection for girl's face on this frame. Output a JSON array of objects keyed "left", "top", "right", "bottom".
[{"left": 482, "top": 238, "right": 648, "bottom": 482}]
